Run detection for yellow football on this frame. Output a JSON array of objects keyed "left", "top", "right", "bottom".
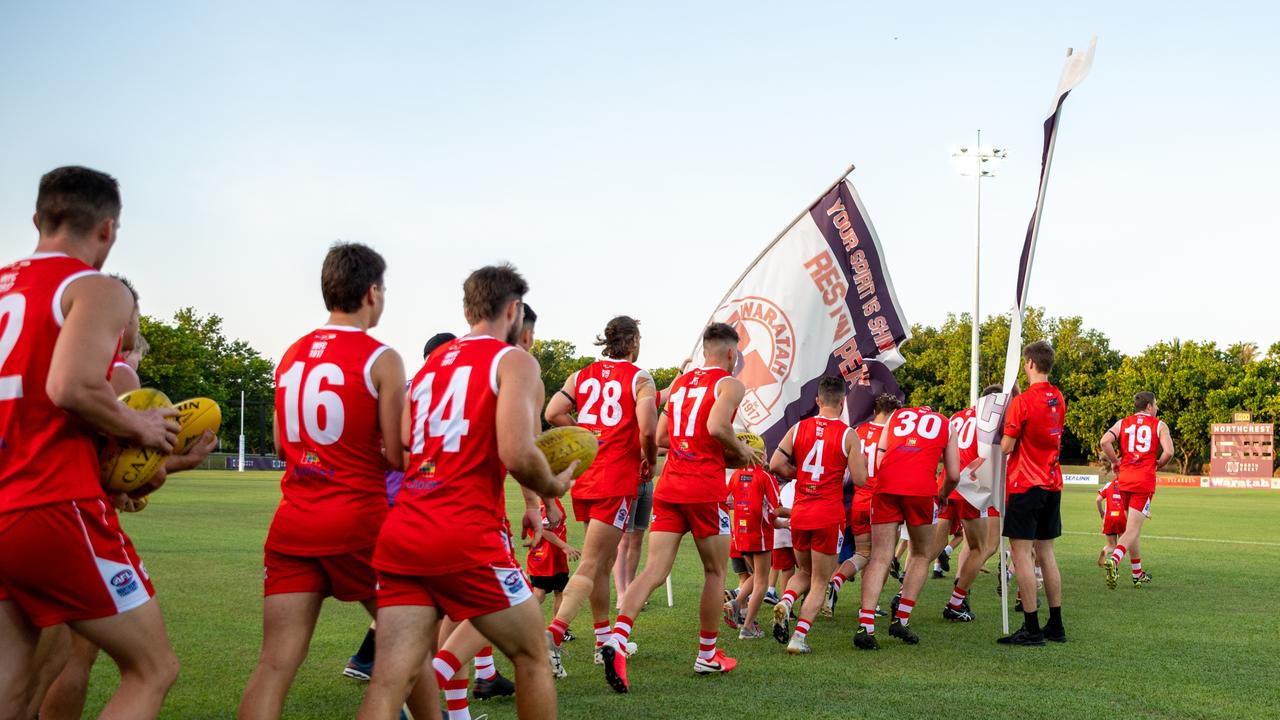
[
  {"left": 119, "top": 495, "right": 149, "bottom": 513},
  {"left": 173, "top": 397, "right": 222, "bottom": 455},
  {"left": 736, "top": 432, "right": 766, "bottom": 454},
  {"left": 102, "top": 388, "right": 173, "bottom": 494},
  {"left": 535, "top": 426, "right": 598, "bottom": 479}
]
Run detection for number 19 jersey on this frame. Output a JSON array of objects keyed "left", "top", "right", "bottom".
[
  {"left": 1115, "top": 412, "right": 1161, "bottom": 494},
  {"left": 269, "top": 326, "right": 392, "bottom": 556},
  {"left": 571, "top": 360, "right": 646, "bottom": 500},
  {"left": 655, "top": 366, "right": 733, "bottom": 505},
  {"left": 375, "top": 335, "right": 515, "bottom": 576}
]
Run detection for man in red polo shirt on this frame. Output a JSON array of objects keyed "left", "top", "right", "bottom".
[{"left": 998, "top": 341, "right": 1067, "bottom": 646}]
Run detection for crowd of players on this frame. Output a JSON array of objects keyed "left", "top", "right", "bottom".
[{"left": 0, "top": 167, "right": 1175, "bottom": 720}]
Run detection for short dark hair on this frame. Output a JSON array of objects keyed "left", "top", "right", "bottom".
[
  {"left": 522, "top": 303, "right": 537, "bottom": 326},
  {"left": 423, "top": 332, "right": 456, "bottom": 359},
  {"left": 111, "top": 274, "right": 139, "bottom": 306},
  {"left": 981, "top": 384, "right": 1003, "bottom": 397},
  {"left": 36, "top": 166, "right": 121, "bottom": 237},
  {"left": 595, "top": 316, "right": 640, "bottom": 360},
  {"left": 873, "top": 393, "right": 902, "bottom": 416},
  {"left": 817, "top": 376, "right": 845, "bottom": 407},
  {"left": 463, "top": 264, "right": 528, "bottom": 325},
  {"left": 702, "top": 322, "right": 739, "bottom": 349},
  {"left": 321, "top": 242, "right": 385, "bottom": 313},
  {"left": 1023, "top": 340, "right": 1055, "bottom": 374},
  {"left": 1134, "top": 391, "right": 1156, "bottom": 412}
]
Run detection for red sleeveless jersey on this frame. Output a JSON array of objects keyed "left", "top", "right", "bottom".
[
  {"left": 1115, "top": 412, "right": 1161, "bottom": 494},
  {"left": 0, "top": 253, "right": 107, "bottom": 514},
  {"left": 852, "top": 422, "right": 884, "bottom": 509},
  {"left": 790, "top": 416, "right": 851, "bottom": 529},
  {"left": 943, "top": 407, "right": 979, "bottom": 501},
  {"left": 571, "top": 360, "right": 646, "bottom": 500},
  {"left": 269, "top": 326, "right": 392, "bottom": 555},
  {"left": 375, "top": 335, "right": 516, "bottom": 575},
  {"left": 654, "top": 366, "right": 734, "bottom": 504},
  {"left": 877, "top": 407, "right": 950, "bottom": 497}
]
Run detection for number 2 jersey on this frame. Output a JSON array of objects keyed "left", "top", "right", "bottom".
[
  {"left": 269, "top": 326, "right": 392, "bottom": 556},
  {"left": 375, "top": 335, "right": 515, "bottom": 576},
  {"left": 571, "top": 360, "right": 647, "bottom": 500},
  {"left": 0, "top": 253, "right": 107, "bottom": 514},
  {"left": 876, "top": 407, "right": 951, "bottom": 497},
  {"left": 789, "top": 416, "right": 851, "bottom": 530},
  {"left": 655, "top": 366, "right": 734, "bottom": 505}
]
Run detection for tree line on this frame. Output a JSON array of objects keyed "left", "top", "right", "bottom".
[{"left": 135, "top": 307, "right": 1278, "bottom": 474}]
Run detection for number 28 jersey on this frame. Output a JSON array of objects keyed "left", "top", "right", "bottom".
[
  {"left": 572, "top": 360, "right": 647, "bottom": 500},
  {"left": 876, "top": 407, "right": 950, "bottom": 497},
  {"left": 269, "top": 326, "right": 392, "bottom": 556},
  {"left": 376, "top": 335, "right": 515, "bottom": 576},
  {"left": 655, "top": 366, "right": 733, "bottom": 505}
]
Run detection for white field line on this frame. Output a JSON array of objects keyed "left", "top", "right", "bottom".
[{"left": 1063, "top": 531, "right": 1280, "bottom": 548}]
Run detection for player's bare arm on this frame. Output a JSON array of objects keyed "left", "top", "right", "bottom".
[
  {"left": 1099, "top": 421, "right": 1122, "bottom": 467},
  {"left": 1096, "top": 494, "right": 1105, "bottom": 518},
  {"left": 656, "top": 407, "right": 670, "bottom": 450},
  {"left": 937, "top": 431, "right": 962, "bottom": 504},
  {"left": 47, "top": 274, "right": 177, "bottom": 451},
  {"left": 372, "top": 348, "right": 407, "bottom": 471},
  {"left": 845, "top": 427, "right": 868, "bottom": 487},
  {"left": 635, "top": 373, "right": 658, "bottom": 469},
  {"left": 708, "top": 377, "right": 753, "bottom": 468},
  {"left": 543, "top": 371, "right": 579, "bottom": 428},
  {"left": 1156, "top": 422, "right": 1174, "bottom": 469},
  {"left": 109, "top": 363, "right": 141, "bottom": 396},
  {"left": 497, "top": 349, "right": 574, "bottom": 497},
  {"left": 769, "top": 427, "right": 797, "bottom": 478}
]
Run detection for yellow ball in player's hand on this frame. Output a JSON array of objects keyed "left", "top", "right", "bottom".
[
  {"left": 536, "top": 426, "right": 598, "bottom": 479},
  {"left": 173, "top": 397, "right": 222, "bottom": 455},
  {"left": 736, "top": 432, "right": 766, "bottom": 455},
  {"left": 101, "top": 389, "right": 173, "bottom": 494}
]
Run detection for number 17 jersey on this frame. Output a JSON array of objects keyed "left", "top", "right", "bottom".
[{"left": 375, "top": 335, "right": 515, "bottom": 576}]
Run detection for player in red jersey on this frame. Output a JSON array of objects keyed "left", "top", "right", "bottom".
[
  {"left": 997, "top": 341, "right": 1068, "bottom": 646},
  {"left": 1099, "top": 391, "right": 1173, "bottom": 589},
  {"left": 824, "top": 393, "right": 900, "bottom": 618},
  {"left": 599, "top": 323, "right": 757, "bottom": 693},
  {"left": 238, "top": 243, "right": 410, "bottom": 720},
  {"left": 937, "top": 384, "right": 1004, "bottom": 623},
  {"left": 542, "top": 316, "right": 657, "bottom": 675},
  {"left": 767, "top": 377, "right": 866, "bottom": 654},
  {"left": 0, "top": 167, "right": 183, "bottom": 719},
  {"left": 854, "top": 404, "right": 959, "bottom": 649},
  {"left": 1096, "top": 473, "right": 1126, "bottom": 566},
  {"left": 724, "top": 460, "right": 781, "bottom": 639},
  {"left": 358, "top": 264, "right": 574, "bottom": 720}
]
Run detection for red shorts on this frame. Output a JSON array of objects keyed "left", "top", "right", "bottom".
[
  {"left": 791, "top": 526, "right": 843, "bottom": 555},
  {"left": 650, "top": 499, "right": 730, "bottom": 539},
  {"left": 1120, "top": 492, "right": 1152, "bottom": 518},
  {"left": 849, "top": 506, "right": 872, "bottom": 536},
  {"left": 771, "top": 546, "right": 796, "bottom": 571},
  {"left": 377, "top": 559, "right": 533, "bottom": 622},
  {"left": 871, "top": 493, "right": 937, "bottom": 527},
  {"left": 572, "top": 495, "right": 635, "bottom": 530},
  {"left": 0, "top": 499, "right": 155, "bottom": 628},
  {"left": 264, "top": 546, "right": 377, "bottom": 602},
  {"left": 1102, "top": 512, "right": 1127, "bottom": 536},
  {"left": 938, "top": 496, "right": 1000, "bottom": 522}
]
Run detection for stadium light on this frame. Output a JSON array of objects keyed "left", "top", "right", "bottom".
[{"left": 951, "top": 132, "right": 1008, "bottom": 406}]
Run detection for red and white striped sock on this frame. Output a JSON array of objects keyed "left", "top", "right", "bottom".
[
  {"left": 793, "top": 618, "right": 812, "bottom": 641},
  {"left": 473, "top": 647, "right": 496, "bottom": 681},
  {"left": 697, "top": 630, "right": 718, "bottom": 661},
  {"left": 948, "top": 585, "right": 969, "bottom": 609},
  {"left": 1130, "top": 558, "right": 1143, "bottom": 578},
  {"left": 831, "top": 572, "right": 848, "bottom": 592},
  {"left": 432, "top": 650, "right": 462, "bottom": 687},
  {"left": 593, "top": 620, "right": 612, "bottom": 648},
  {"left": 1110, "top": 544, "right": 1127, "bottom": 565},
  {"left": 780, "top": 589, "right": 799, "bottom": 613},
  {"left": 610, "top": 615, "right": 634, "bottom": 646},
  {"left": 443, "top": 678, "right": 471, "bottom": 720},
  {"left": 547, "top": 617, "right": 570, "bottom": 647},
  {"left": 859, "top": 608, "right": 875, "bottom": 634},
  {"left": 895, "top": 598, "right": 916, "bottom": 626}
]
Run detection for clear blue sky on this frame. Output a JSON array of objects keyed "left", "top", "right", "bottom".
[{"left": 2, "top": 2, "right": 1275, "bottom": 367}]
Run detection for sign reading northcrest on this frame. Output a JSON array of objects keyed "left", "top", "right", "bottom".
[{"left": 690, "top": 171, "right": 910, "bottom": 450}]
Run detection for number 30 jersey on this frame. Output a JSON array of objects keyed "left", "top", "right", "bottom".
[
  {"left": 571, "top": 360, "right": 647, "bottom": 500},
  {"left": 269, "top": 326, "right": 391, "bottom": 556},
  {"left": 0, "top": 253, "right": 106, "bottom": 513},
  {"left": 876, "top": 407, "right": 950, "bottom": 497},
  {"left": 375, "top": 335, "right": 515, "bottom": 576}
]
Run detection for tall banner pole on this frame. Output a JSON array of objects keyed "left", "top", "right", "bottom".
[{"left": 238, "top": 389, "right": 246, "bottom": 473}]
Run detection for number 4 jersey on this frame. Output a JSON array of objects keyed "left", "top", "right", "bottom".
[
  {"left": 571, "top": 360, "right": 649, "bottom": 500},
  {"left": 269, "top": 325, "right": 392, "bottom": 556}
]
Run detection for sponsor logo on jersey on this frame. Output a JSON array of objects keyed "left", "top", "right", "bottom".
[
  {"left": 710, "top": 296, "right": 795, "bottom": 428},
  {"left": 110, "top": 569, "right": 139, "bottom": 597},
  {"left": 0, "top": 272, "right": 16, "bottom": 292}
]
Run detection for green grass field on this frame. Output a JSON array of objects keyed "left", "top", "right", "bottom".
[{"left": 82, "top": 471, "right": 1280, "bottom": 719}]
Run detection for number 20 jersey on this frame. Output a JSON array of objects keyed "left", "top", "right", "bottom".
[
  {"left": 375, "top": 335, "right": 515, "bottom": 576},
  {"left": 269, "top": 326, "right": 391, "bottom": 556},
  {"left": 572, "top": 360, "right": 645, "bottom": 500}
]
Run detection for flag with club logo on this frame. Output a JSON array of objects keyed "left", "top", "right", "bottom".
[
  {"left": 957, "top": 39, "right": 1096, "bottom": 513},
  {"left": 687, "top": 168, "right": 911, "bottom": 451}
]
